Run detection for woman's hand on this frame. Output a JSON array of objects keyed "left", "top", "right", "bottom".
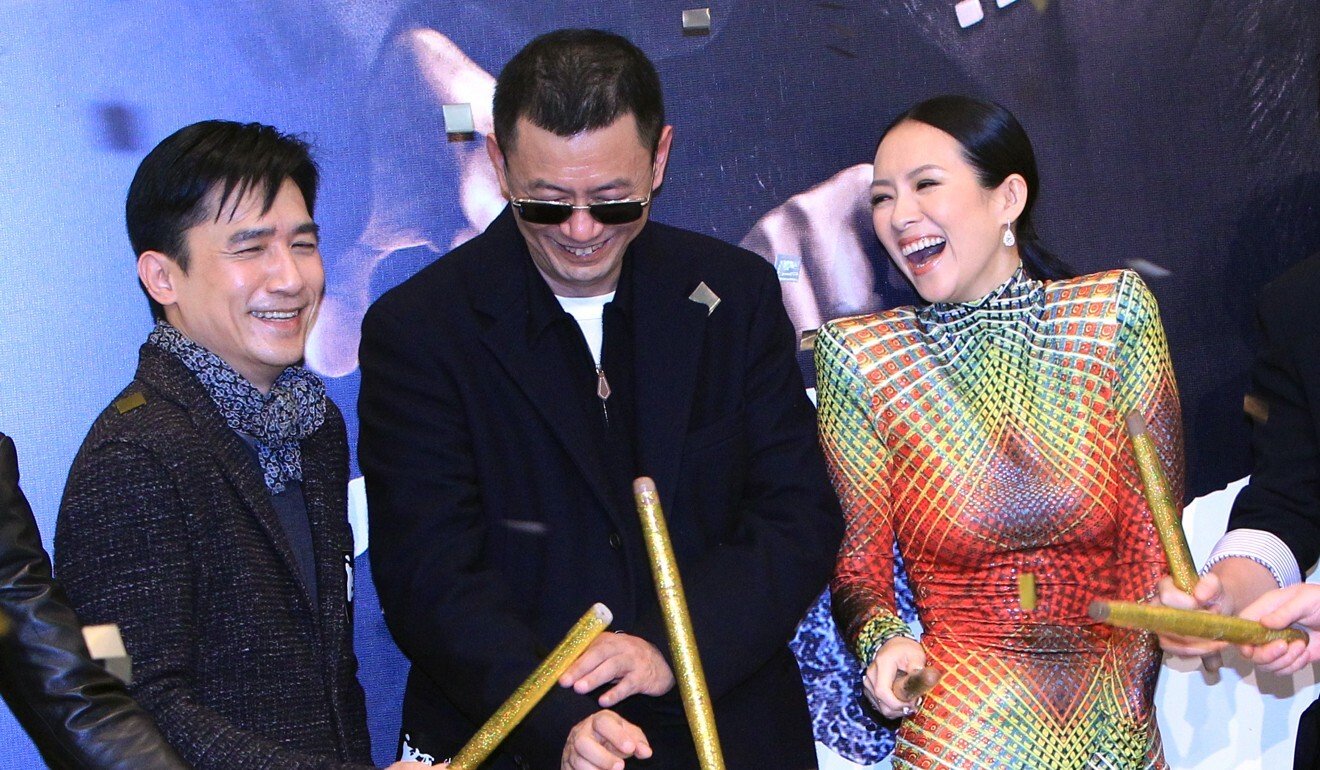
[{"left": 862, "top": 636, "right": 927, "bottom": 719}]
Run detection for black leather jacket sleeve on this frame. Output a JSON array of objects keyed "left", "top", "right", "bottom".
[{"left": 0, "top": 432, "right": 190, "bottom": 770}]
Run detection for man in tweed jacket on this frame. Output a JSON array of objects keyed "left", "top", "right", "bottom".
[{"left": 56, "top": 121, "right": 428, "bottom": 770}]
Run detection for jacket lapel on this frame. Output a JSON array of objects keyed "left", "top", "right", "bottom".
[
  {"left": 629, "top": 229, "right": 709, "bottom": 507},
  {"left": 470, "top": 210, "right": 620, "bottom": 521},
  {"left": 301, "top": 414, "right": 348, "bottom": 648},
  {"left": 138, "top": 347, "right": 319, "bottom": 618}
]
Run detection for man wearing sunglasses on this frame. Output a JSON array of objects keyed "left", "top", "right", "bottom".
[{"left": 359, "top": 28, "right": 841, "bottom": 770}]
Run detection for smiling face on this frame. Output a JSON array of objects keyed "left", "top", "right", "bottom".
[
  {"left": 870, "top": 120, "right": 1025, "bottom": 304},
  {"left": 487, "top": 113, "right": 673, "bottom": 297},
  {"left": 137, "top": 178, "right": 324, "bottom": 392}
]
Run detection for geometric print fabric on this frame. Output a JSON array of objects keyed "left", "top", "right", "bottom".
[{"left": 819, "top": 268, "right": 1185, "bottom": 768}]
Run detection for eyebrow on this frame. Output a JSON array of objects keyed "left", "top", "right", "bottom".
[
  {"left": 871, "top": 164, "right": 944, "bottom": 187},
  {"left": 227, "top": 222, "right": 319, "bottom": 245}
]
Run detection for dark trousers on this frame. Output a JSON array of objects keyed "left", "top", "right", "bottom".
[{"left": 1297, "top": 697, "right": 1320, "bottom": 770}]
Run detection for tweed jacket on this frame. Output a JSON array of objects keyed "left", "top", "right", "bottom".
[
  {"left": 359, "top": 208, "right": 843, "bottom": 770},
  {"left": 56, "top": 345, "right": 373, "bottom": 770}
]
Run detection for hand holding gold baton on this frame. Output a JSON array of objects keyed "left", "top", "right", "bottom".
[{"left": 447, "top": 603, "right": 613, "bottom": 770}]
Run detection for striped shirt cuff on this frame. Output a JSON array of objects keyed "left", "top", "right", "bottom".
[{"left": 1205, "top": 528, "right": 1302, "bottom": 588}]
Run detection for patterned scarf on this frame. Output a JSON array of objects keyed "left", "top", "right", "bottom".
[{"left": 148, "top": 322, "right": 326, "bottom": 493}]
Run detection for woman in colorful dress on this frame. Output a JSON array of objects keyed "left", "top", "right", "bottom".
[{"left": 817, "top": 94, "right": 1184, "bottom": 768}]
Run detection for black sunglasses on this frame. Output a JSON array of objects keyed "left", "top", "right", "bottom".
[{"left": 510, "top": 195, "right": 651, "bottom": 226}]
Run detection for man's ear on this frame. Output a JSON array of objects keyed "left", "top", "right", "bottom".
[
  {"left": 485, "top": 134, "right": 511, "bottom": 199},
  {"left": 651, "top": 125, "right": 675, "bottom": 192},
  {"left": 137, "top": 251, "right": 180, "bottom": 308}
]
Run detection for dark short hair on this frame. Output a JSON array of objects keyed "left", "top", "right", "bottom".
[
  {"left": 492, "top": 29, "right": 665, "bottom": 155},
  {"left": 126, "top": 120, "right": 319, "bottom": 320},
  {"left": 882, "top": 95, "right": 1074, "bottom": 281}
]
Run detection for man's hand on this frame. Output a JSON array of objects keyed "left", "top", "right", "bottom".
[
  {"left": 862, "top": 637, "right": 927, "bottom": 719},
  {"left": 386, "top": 762, "right": 443, "bottom": 769},
  {"left": 1237, "top": 584, "right": 1320, "bottom": 676},
  {"left": 559, "top": 632, "right": 675, "bottom": 708},
  {"left": 561, "top": 710, "right": 652, "bottom": 770},
  {"left": 1153, "top": 573, "right": 1232, "bottom": 657}
]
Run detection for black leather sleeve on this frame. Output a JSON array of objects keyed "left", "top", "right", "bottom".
[{"left": 0, "top": 432, "right": 190, "bottom": 770}]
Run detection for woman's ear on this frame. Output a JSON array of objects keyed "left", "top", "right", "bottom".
[{"left": 998, "top": 173, "right": 1028, "bottom": 223}]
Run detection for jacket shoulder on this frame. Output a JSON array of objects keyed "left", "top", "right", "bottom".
[
  {"left": 644, "top": 220, "right": 774, "bottom": 278},
  {"left": 1259, "top": 253, "right": 1320, "bottom": 325}
]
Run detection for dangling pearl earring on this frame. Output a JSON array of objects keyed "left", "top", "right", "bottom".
[{"left": 1002, "top": 224, "right": 1016, "bottom": 248}]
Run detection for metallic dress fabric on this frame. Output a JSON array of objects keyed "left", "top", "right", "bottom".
[{"left": 817, "top": 268, "right": 1184, "bottom": 769}]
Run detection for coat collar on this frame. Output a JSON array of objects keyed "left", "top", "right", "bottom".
[
  {"left": 134, "top": 344, "right": 337, "bottom": 629},
  {"left": 466, "top": 208, "right": 711, "bottom": 515}
]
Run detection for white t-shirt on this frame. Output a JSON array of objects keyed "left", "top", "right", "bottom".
[{"left": 555, "top": 291, "right": 615, "bottom": 367}]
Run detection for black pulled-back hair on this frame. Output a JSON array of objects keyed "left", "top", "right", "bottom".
[
  {"left": 883, "top": 95, "right": 1075, "bottom": 281},
  {"left": 492, "top": 29, "right": 665, "bottom": 155},
  {"left": 126, "top": 120, "right": 319, "bottom": 320}
]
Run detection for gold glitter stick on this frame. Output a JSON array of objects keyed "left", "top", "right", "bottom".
[
  {"left": 448, "top": 603, "right": 613, "bottom": 770},
  {"left": 892, "top": 667, "right": 942, "bottom": 702},
  {"left": 1124, "top": 410, "right": 1224, "bottom": 670},
  {"left": 633, "top": 477, "right": 726, "bottom": 770},
  {"left": 1089, "top": 600, "right": 1308, "bottom": 646},
  {"left": 1125, "top": 410, "right": 1197, "bottom": 590}
]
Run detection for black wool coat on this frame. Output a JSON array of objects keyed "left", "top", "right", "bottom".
[{"left": 359, "top": 208, "right": 842, "bottom": 770}]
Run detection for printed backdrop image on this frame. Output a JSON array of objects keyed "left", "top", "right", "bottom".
[{"left": 1, "top": 1, "right": 1318, "bottom": 767}]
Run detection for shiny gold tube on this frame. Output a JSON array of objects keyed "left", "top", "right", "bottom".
[
  {"left": 448, "top": 603, "right": 613, "bottom": 770},
  {"left": 633, "top": 477, "right": 725, "bottom": 770},
  {"left": 1125, "top": 410, "right": 1197, "bottom": 591},
  {"left": 893, "top": 667, "right": 942, "bottom": 702},
  {"left": 1089, "top": 599, "right": 1308, "bottom": 646}
]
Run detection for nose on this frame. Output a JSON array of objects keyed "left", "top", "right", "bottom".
[
  {"left": 561, "top": 206, "right": 605, "bottom": 243},
  {"left": 266, "top": 244, "right": 309, "bottom": 294},
  {"left": 890, "top": 192, "right": 920, "bottom": 232}
]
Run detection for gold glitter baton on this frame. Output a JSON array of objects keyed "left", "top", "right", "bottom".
[
  {"left": 1125, "top": 410, "right": 1223, "bottom": 670},
  {"left": 1089, "top": 600, "right": 1308, "bottom": 646},
  {"left": 1125, "top": 411, "right": 1197, "bottom": 590},
  {"left": 893, "top": 667, "right": 942, "bottom": 703},
  {"left": 448, "top": 603, "right": 613, "bottom": 770},
  {"left": 633, "top": 477, "right": 726, "bottom": 770}
]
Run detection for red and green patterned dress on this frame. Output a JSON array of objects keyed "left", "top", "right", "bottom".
[{"left": 818, "top": 267, "right": 1183, "bottom": 769}]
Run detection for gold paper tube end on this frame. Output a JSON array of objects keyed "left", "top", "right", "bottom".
[
  {"left": 590, "top": 602, "right": 614, "bottom": 626},
  {"left": 633, "top": 477, "right": 658, "bottom": 496},
  {"left": 1124, "top": 410, "right": 1148, "bottom": 438},
  {"left": 893, "top": 667, "right": 942, "bottom": 702},
  {"left": 1089, "top": 600, "right": 1111, "bottom": 622}
]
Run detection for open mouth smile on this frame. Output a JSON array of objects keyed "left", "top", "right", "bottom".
[
  {"left": 900, "top": 236, "right": 946, "bottom": 269},
  {"left": 556, "top": 239, "right": 607, "bottom": 258}
]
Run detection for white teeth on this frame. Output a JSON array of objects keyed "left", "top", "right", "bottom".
[
  {"left": 252, "top": 310, "right": 298, "bottom": 320},
  {"left": 901, "top": 236, "right": 946, "bottom": 257},
  {"left": 562, "top": 242, "right": 603, "bottom": 257}
]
